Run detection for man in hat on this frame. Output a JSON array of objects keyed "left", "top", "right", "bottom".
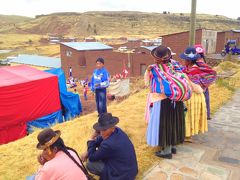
[
  {"left": 28, "top": 128, "right": 87, "bottom": 180},
  {"left": 81, "top": 113, "right": 138, "bottom": 180},
  {"left": 90, "top": 57, "right": 110, "bottom": 116}
]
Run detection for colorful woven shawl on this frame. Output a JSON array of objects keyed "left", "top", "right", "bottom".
[
  {"left": 184, "top": 60, "right": 217, "bottom": 90},
  {"left": 150, "top": 60, "right": 192, "bottom": 101}
]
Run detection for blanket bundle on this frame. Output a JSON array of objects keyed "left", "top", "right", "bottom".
[
  {"left": 150, "top": 61, "right": 192, "bottom": 101},
  {"left": 184, "top": 61, "right": 217, "bottom": 90}
]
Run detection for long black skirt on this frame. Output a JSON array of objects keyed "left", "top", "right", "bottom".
[{"left": 158, "top": 98, "right": 185, "bottom": 148}]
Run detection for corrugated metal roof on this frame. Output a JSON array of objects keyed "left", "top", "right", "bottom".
[
  {"left": 141, "top": 46, "right": 158, "bottom": 51},
  {"left": 232, "top": 30, "right": 240, "bottom": 33},
  {"left": 61, "top": 42, "right": 113, "bottom": 51},
  {"left": 9, "top": 55, "right": 61, "bottom": 68}
]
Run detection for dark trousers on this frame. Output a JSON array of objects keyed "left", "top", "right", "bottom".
[
  {"left": 204, "top": 88, "right": 211, "bottom": 119},
  {"left": 86, "top": 161, "right": 104, "bottom": 176},
  {"left": 95, "top": 88, "right": 107, "bottom": 115}
]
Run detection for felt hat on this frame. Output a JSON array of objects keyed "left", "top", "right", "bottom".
[
  {"left": 36, "top": 128, "right": 61, "bottom": 150},
  {"left": 93, "top": 113, "right": 119, "bottom": 131}
]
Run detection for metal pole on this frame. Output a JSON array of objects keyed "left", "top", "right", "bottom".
[{"left": 189, "top": 0, "right": 197, "bottom": 46}]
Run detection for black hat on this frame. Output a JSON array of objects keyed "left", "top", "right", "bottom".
[
  {"left": 36, "top": 128, "right": 61, "bottom": 150},
  {"left": 96, "top": 57, "right": 105, "bottom": 64},
  {"left": 93, "top": 113, "right": 119, "bottom": 131},
  {"left": 179, "top": 47, "right": 201, "bottom": 61},
  {"left": 151, "top": 45, "right": 171, "bottom": 60}
]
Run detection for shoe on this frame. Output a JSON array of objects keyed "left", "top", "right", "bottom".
[
  {"left": 184, "top": 137, "right": 193, "bottom": 143},
  {"left": 171, "top": 148, "right": 177, "bottom": 154},
  {"left": 155, "top": 151, "right": 172, "bottom": 159},
  {"left": 207, "top": 117, "right": 212, "bottom": 120}
]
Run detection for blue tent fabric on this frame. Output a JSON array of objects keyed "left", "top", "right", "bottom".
[
  {"left": 27, "top": 110, "right": 63, "bottom": 133},
  {"left": 45, "top": 68, "right": 82, "bottom": 120}
]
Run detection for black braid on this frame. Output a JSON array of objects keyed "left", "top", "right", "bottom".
[{"left": 50, "top": 138, "right": 90, "bottom": 177}]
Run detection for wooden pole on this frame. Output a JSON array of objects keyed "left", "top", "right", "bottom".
[{"left": 189, "top": 0, "right": 197, "bottom": 46}]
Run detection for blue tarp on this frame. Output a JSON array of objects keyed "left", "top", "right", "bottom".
[
  {"left": 45, "top": 68, "right": 82, "bottom": 120},
  {"left": 26, "top": 68, "right": 82, "bottom": 132},
  {"left": 27, "top": 110, "right": 63, "bottom": 133}
]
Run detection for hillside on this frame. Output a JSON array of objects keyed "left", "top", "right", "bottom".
[
  {"left": 0, "top": 11, "right": 239, "bottom": 37},
  {"left": 0, "top": 15, "right": 32, "bottom": 33}
]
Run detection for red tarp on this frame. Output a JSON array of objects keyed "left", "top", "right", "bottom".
[{"left": 0, "top": 65, "right": 61, "bottom": 144}]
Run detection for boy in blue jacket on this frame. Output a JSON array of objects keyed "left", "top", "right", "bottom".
[{"left": 91, "top": 58, "right": 110, "bottom": 116}]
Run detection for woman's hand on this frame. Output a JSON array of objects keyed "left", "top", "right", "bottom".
[
  {"left": 38, "top": 154, "right": 47, "bottom": 165},
  {"left": 147, "top": 65, "right": 153, "bottom": 71}
]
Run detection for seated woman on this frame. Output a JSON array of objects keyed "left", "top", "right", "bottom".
[{"left": 27, "top": 128, "right": 88, "bottom": 180}]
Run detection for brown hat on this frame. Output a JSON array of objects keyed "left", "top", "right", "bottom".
[
  {"left": 36, "top": 128, "right": 61, "bottom": 150},
  {"left": 93, "top": 113, "right": 119, "bottom": 131},
  {"left": 151, "top": 45, "right": 171, "bottom": 60}
]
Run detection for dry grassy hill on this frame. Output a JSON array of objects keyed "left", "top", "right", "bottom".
[
  {"left": 0, "top": 11, "right": 239, "bottom": 37},
  {"left": 0, "top": 15, "right": 32, "bottom": 34}
]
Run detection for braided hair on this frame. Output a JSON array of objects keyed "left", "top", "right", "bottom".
[{"left": 49, "top": 138, "right": 91, "bottom": 178}]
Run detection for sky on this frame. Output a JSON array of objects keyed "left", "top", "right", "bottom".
[{"left": 0, "top": 0, "right": 239, "bottom": 19}]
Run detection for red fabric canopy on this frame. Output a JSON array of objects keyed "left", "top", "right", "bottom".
[{"left": 0, "top": 65, "right": 61, "bottom": 144}]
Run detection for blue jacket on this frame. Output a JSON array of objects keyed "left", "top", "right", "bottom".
[
  {"left": 87, "top": 127, "right": 138, "bottom": 180},
  {"left": 91, "top": 67, "right": 110, "bottom": 91}
]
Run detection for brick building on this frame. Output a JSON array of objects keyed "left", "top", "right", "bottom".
[
  {"left": 216, "top": 30, "right": 240, "bottom": 53},
  {"left": 161, "top": 29, "right": 217, "bottom": 61},
  {"left": 111, "top": 39, "right": 142, "bottom": 50},
  {"left": 60, "top": 42, "right": 154, "bottom": 79},
  {"left": 136, "top": 46, "right": 158, "bottom": 54}
]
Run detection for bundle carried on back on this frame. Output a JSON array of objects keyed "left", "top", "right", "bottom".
[
  {"left": 150, "top": 61, "right": 192, "bottom": 101},
  {"left": 184, "top": 61, "right": 217, "bottom": 90}
]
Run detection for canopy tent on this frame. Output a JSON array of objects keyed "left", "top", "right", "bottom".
[{"left": 0, "top": 65, "right": 61, "bottom": 144}]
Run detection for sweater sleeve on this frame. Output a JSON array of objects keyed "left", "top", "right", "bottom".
[
  {"left": 87, "top": 139, "right": 113, "bottom": 162},
  {"left": 99, "top": 69, "right": 110, "bottom": 88},
  {"left": 90, "top": 72, "right": 95, "bottom": 92}
]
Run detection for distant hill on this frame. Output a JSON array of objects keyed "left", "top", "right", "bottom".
[
  {"left": 0, "top": 15, "right": 32, "bottom": 33},
  {"left": 0, "top": 11, "right": 239, "bottom": 37}
]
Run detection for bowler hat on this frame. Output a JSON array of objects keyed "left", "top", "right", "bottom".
[
  {"left": 179, "top": 47, "right": 200, "bottom": 61},
  {"left": 151, "top": 45, "right": 171, "bottom": 60},
  {"left": 93, "top": 113, "right": 119, "bottom": 131},
  {"left": 96, "top": 57, "right": 105, "bottom": 64},
  {"left": 167, "top": 47, "right": 176, "bottom": 56},
  {"left": 36, "top": 128, "right": 61, "bottom": 150}
]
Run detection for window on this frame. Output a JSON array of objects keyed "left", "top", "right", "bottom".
[
  {"left": 140, "top": 64, "right": 147, "bottom": 76},
  {"left": 79, "top": 57, "right": 86, "bottom": 66},
  {"left": 66, "top": 50, "right": 72, "bottom": 57}
]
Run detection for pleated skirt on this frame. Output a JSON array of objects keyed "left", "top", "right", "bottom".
[
  {"left": 185, "top": 92, "right": 208, "bottom": 137},
  {"left": 158, "top": 98, "right": 185, "bottom": 149},
  {"left": 146, "top": 99, "right": 185, "bottom": 148},
  {"left": 146, "top": 101, "right": 161, "bottom": 146}
]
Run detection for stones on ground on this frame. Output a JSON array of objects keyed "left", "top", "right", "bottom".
[
  {"left": 146, "top": 170, "right": 167, "bottom": 180},
  {"left": 218, "top": 156, "right": 239, "bottom": 164},
  {"left": 200, "top": 172, "right": 222, "bottom": 180},
  {"left": 158, "top": 161, "right": 177, "bottom": 171},
  {"left": 179, "top": 167, "right": 198, "bottom": 178},
  {"left": 170, "top": 173, "right": 183, "bottom": 180}
]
